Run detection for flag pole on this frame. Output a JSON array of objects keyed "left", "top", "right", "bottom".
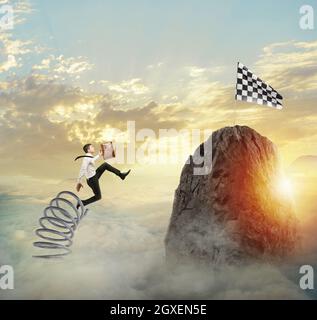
[
  {"left": 233, "top": 61, "right": 239, "bottom": 127},
  {"left": 233, "top": 99, "right": 237, "bottom": 126}
]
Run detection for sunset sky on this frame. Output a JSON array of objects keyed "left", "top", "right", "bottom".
[
  {"left": 1, "top": 0, "right": 317, "bottom": 180},
  {"left": 0, "top": 0, "right": 317, "bottom": 299}
]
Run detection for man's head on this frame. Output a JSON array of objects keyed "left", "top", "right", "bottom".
[{"left": 83, "top": 143, "right": 95, "bottom": 154}]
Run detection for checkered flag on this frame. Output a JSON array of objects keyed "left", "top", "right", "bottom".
[{"left": 235, "top": 62, "right": 283, "bottom": 109}]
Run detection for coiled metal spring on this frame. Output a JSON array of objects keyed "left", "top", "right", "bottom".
[{"left": 33, "top": 191, "right": 87, "bottom": 258}]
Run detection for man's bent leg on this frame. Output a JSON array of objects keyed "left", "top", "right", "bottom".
[
  {"left": 96, "top": 162, "right": 122, "bottom": 179},
  {"left": 81, "top": 176, "right": 102, "bottom": 207}
]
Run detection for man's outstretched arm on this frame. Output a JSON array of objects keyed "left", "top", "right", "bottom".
[
  {"left": 91, "top": 154, "right": 101, "bottom": 163},
  {"left": 91, "top": 149, "right": 103, "bottom": 163}
]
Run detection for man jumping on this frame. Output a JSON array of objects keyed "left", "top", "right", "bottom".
[{"left": 76, "top": 143, "right": 130, "bottom": 208}]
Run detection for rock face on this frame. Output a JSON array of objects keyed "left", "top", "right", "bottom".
[{"left": 165, "top": 126, "right": 299, "bottom": 265}]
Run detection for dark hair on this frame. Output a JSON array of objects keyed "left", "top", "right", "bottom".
[{"left": 83, "top": 144, "right": 92, "bottom": 153}]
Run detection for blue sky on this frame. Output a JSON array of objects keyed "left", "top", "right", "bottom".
[{"left": 16, "top": 0, "right": 316, "bottom": 85}]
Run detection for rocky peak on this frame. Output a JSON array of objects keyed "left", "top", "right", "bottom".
[{"left": 165, "top": 126, "right": 299, "bottom": 266}]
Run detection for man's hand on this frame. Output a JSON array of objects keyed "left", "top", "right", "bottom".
[{"left": 76, "top": 183, "right": 83, "bottom": 192}]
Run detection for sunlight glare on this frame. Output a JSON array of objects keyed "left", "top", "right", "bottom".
[{"left": 277, "top": 176, "right": 294, "bottom": 198}]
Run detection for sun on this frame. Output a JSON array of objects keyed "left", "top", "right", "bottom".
[{"left": 277, "top": 175, "right": 294, "bottom": 198}]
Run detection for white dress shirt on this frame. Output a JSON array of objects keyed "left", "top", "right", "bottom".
[{"left": 77, "top": 153, "right": 100, "bottom": 183}]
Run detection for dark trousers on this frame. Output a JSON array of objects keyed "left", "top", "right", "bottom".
[{"left": 81, "top": 162, "right": 121, "bottom": 207}]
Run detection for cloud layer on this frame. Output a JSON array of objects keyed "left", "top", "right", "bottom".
[{"left": 0, "top": 190, "right": 309, "bottom": 300}]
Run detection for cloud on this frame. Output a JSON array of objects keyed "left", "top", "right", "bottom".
[
  {"left": 0, "top": 73, "right": 191, "bottom": 179},
  {"left": 186, "top": 65, "right": 225, "bottom": 78},
  {"left": 108, "top": 78, "right": 149, "bottom": 95},
  {"left": 31, "top": 57, "right": 51, "bottom": 71},
  {"left": 0, "top": 1, "right": 35, "bottom": 72},
  {"left": 256, "top": 40, "right": 317, "bottom": 93},
  {"left": 0, "top": 0, "right": 33, "bottom": 26},
  {"left": 96, "top": 100, "right": 186, "bottom": 131},
  {"left": 0, "top": 191, "right": 309, "bottom": 300},
  {"left": 0, "top": 171, "right": 313, "bottom": 301},
  {"left": 0, "top": 33, "right": 32, "bottom": 71},
  {"left": 53, "top": 55, "right": 93, "bottom": 76},
  {"left": 187, "top": 66, "right": 207, "bottom": 78},
  {"left": 0, "top": 54, "right": 17, "bottom": 71},
  {"left": 31, "top": 55, "right": 94, "bottom": 81}
]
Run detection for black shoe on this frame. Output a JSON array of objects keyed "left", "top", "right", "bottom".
[
  {"left": 120, "top": 169, "right": 131, "bottom": 180},
  {"left": 76, "top": 202, "right": 85, "bottom": 210}
]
